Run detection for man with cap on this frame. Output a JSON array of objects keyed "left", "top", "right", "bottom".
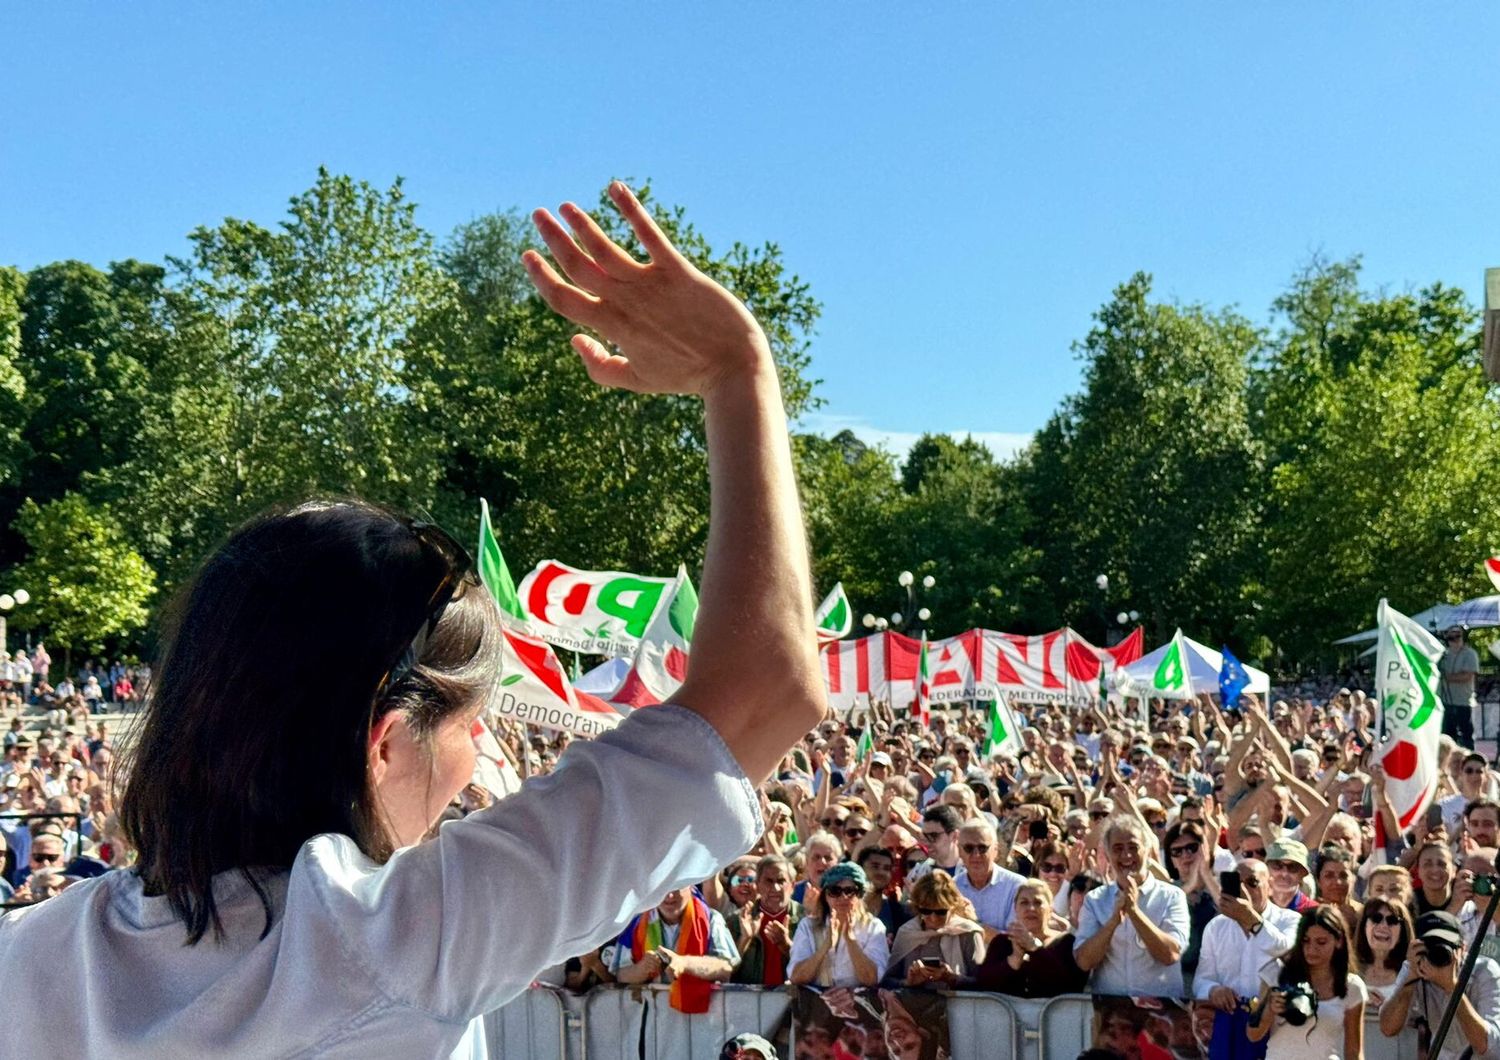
[
  {"left": 1265, "top": 838, "right": 1318, "bottom": 914},
  {"left": 1439, "top": 626, "right": 1480, "bottom": 748},
  {"left": 1380, "top": 910, "right": 1500, "bottom": 1060},
  {"left": 719, "top": 1033, "right": 777, "bottom": 1060}
]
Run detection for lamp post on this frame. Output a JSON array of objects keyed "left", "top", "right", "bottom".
[
  {"left": 0, "top": 589, "right": 30, "bottom": 657},
  {"left": 1111, "top": 609, "right": 1141, "bottom": 648},
  {"left": 894, "top": 569, "right": 936, "bottom": 637}
]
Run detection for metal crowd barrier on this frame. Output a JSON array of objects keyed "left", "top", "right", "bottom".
[{"left": 481, "top": 984, "right": 1423, "bottom": 1060}]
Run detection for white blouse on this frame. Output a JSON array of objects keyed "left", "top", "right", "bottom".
[
  {"left": 788, "top": 914, "right": 891, "bottom": 987},
  {"left": 0, "top": 705, "right": 761, "bottom": 1058}
]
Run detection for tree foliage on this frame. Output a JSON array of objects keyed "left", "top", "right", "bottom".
[
  {"left": 2, "top": 173, "right": 1496, "bottom": 668},
  {"left": 6, "top": 493, "right": 156, "bottom": 655}
]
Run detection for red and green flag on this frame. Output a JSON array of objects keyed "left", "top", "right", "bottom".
[
  {"left": 915, "top": 634, "right": 931, "bottom": 729},
  {"left": 477, "top": 498, "right": 527, "bottom": 625},
  {"left": 1374, "top": 598, "right": 1445, "bottom": 831}
]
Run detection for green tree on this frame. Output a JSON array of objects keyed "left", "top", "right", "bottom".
[
  {"left": 1258, "top": 261, "right": 1499, "bottom": 660},
  {"left": 105, "top": 168, "right": 462, "bottom": 582},
  {"left": 430, "top": 185, "right": 822, "bottom": 577},
  {"left": 0, "top": 267, "right": 27, "bottom": 490},
  {"left": 6, "top": 493, "right": 156, "bottom": 655},
  {"left": 1021, "top": 274, "right": 1264, "bottom": 645},
  {"left": 13, "top": 260, "right": 167, "bottom": 511}
]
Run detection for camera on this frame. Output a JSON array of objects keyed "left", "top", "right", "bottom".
[
  {"left": 1475, "top": 874, "right": 1497, "bottom": 898},
  {"left": 1274, "top": 982, "right": 1318, "bottom": 1027},
  {"left": 1423, "top": 936, "right": 1458, "bottom": 968}
]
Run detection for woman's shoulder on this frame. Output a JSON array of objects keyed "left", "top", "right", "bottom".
[{"left": 1344, "top": 974, "right": 1367, "bottom": 1003}]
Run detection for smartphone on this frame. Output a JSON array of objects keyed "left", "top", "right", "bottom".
[
  {"left": 1427, "top": 803, "right": 1444, "bottom": 831},
  {"left": 917, "top": 957, "right": 944, "bottom": 968},
  {"left": 1219, "top": 871, "right": 1243, "bottom": 899},
  {"left": 1028, "top": 820, "right": 1049, "bottom": 841}
]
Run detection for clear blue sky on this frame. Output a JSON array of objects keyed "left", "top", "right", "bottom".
[{"left": 4, "top": 5, "right": 1497, "bottom": 460}]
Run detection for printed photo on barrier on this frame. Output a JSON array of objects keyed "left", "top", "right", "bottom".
[
  {"left": 791, "top": 986, "right": 949, "bottom": 1060},
  {"left": 1089, "top": 995, "right": 1208, "bottom": 1060}
]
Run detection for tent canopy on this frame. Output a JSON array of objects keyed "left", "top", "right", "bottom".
[
  {"left": 574, "top": 656, "right": 630, "bottom": 695},
  {"left": 1117, "top": 633, "right": 1270, "bottom": 698},
  {"left": 1331, "top": 594, "right": 1500, "bottom": 645}
]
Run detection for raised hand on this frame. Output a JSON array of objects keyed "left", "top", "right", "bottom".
[{"left": 524, "top": 183, "right": 770, "bottom": 398}]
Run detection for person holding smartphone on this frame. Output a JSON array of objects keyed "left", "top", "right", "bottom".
[
  {"left": 1195, "top": 860, "right": 1300, "bottom": 1058},
  {"left": 0, "top": 183, "right": 826, "bottom": 1057}
]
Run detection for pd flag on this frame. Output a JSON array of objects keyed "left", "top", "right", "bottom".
[
  {"left": 1150, "top": 630, "right": 1194, "bottom": 700},
  {"left": 1219, "top": 646, "right": 1250, "bottom": 709},
  {"left": 984, "top": 697, "right": 1023, "bottom": 757},
  {"left": 815, "top": 583, "right": 853, "bottom": 646},
  {"left": 1374, "top": 599, "right": 1445, "bottom": 831},
  {"left": 477, "top": 498, "right": 528, "bottom": 625}
]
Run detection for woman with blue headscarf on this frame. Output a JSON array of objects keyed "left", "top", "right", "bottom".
[{"left": 789, "top": 863, "right": 890, "bottom": 987}]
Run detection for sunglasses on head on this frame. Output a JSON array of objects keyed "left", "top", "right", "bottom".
[
  {"left": 374, "top": 520, "right": 475, "bottom": 703},
  {"left": 825, "top": 885, "right": 861, "bottom": 898}
]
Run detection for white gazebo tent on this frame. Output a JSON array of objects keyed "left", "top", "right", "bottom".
[
  {"left": 1331, "top": 595, "right": 1500, "bottom": 646},
  {"left": 1116, "top": 633, "right": 1270, "bottom": 698}
]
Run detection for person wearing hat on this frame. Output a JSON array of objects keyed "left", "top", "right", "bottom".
[
  {"left": 1379, "top": 909, "right": 1500, "bottom": 1060},
  {"left": 1265, "top": 838, "right": 1319, "bottom": 914},
  {"left": 1439, "top": 626, "right": 1480, "bottom": 749},
  {"left": 718, "top": 1033, "right": 778, "bottom": 1060},
  {"left": 788, "top": 863, "right": 889, "bottom": 988}
]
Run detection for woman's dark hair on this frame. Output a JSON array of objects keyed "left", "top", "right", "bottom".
[
  {"left": 1353, "top": 897, "right": 1413, "bottom": 973},
  {"left": 119, "top": 499, "right": 502, "bottom": 944},
  {"left": 1161, "top": 821, "right": 1206, "bottom": 883},
  {"left": 1280, "top": 905, "right": 1351, "bottom": 997}
]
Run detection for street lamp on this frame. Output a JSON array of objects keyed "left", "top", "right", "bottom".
[{"left": 0, "top": 589, "right": 30, "bottom": 656}]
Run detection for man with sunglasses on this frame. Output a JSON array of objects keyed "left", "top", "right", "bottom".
[
  {"left": 906, "top": 805, "right": 964, "bottom": 884},
  {"left": 1440, "top": 753, "right": 1493, "bottom": 834},
  {"left": 1194, "top": 860, "right": 1298, "bottom": 1058},
  {"left": 953, "top": 819, "right": 1026, "bottom": 935}
]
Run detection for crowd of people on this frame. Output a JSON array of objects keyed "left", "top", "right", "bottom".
[
  {"left": 0, "top": 646, "right": 142, "bottom": 905},
  {"left": 476, "top": 670, "right": 1494, "bottom": 1060},
  {"left": 5, "top": 634, "right": 1499, "bottom": 1059}
]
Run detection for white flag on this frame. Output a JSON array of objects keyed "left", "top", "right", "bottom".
[{"left": 1374, "top": 599, "right": 1445, "bottom": 832}]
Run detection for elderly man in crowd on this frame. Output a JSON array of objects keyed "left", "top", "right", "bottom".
[
  {"left": 952, "top": 818, "right": 1026, "bottom": 937},
  {"left": 1194, "top": 859, "right": 1301, "bottom": 1058},
  {"left": 612, "top": 886, "right": 739, "bottom": 997},
  {"left": 1075, "top": 816, "right": 1190, "bottom": 996}
]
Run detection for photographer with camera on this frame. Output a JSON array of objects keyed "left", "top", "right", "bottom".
[
  {"left": 1248, "top": 906, "right": 1365, "bottom": 1059},
  {"left": 1379, "top": 910, "right": 1500, "bottom": 1060}
]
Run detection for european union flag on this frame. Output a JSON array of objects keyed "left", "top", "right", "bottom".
[{"left": 1219, "top": 645, "right": 1250, "bottom": 708}]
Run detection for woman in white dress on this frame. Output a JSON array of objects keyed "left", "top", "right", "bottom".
[{"left": 1249, "top": 905, "right": 1366, "bottom": 1060}]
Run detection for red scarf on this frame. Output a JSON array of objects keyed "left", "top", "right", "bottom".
[{"left": 630, "top": 895, "right": 713, "bottom": 1013}]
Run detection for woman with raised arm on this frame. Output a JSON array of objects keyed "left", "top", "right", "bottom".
[{"left": 0, "top": 182, "right": 825, "bottom": 1058}]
